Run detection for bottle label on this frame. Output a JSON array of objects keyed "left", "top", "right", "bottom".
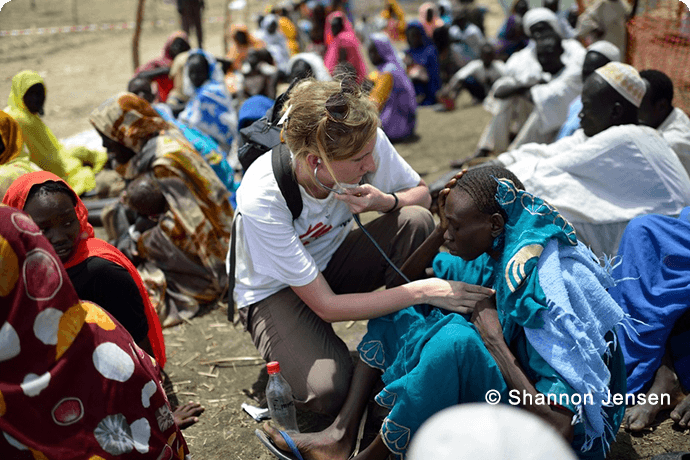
[{"left": 270, "top": 399, "right": 295, "bottom": 411}]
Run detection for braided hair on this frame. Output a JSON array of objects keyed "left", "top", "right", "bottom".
[
  {"left": 26, "top": 180, "right": 77, "bottom": 208},
  {"left": 455, "top": 166, "right": 524, "bottom": 217}
]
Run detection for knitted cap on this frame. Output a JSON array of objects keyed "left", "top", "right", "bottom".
[
  {"left": 587, "top": 40, "right": 621, "bottom": 63},
  {"left": 594, "top": 62, "right": 646, "bottom": 107}
]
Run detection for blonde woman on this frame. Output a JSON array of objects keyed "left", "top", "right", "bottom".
[{"left": 231, "top": 79, "right": 494, "bottom": 415}]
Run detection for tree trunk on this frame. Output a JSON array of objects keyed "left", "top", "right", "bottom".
[
  {"left": 133, "top": 0, "right": 147, "bottom": 71},
  {"left": 224, "top": 0, "right": 232, "bottom": 55},
  {"left": 72, "top": 0, "right": 79, "bottom": 24}
]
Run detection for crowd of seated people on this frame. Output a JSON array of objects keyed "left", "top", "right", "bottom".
[{"left": 3, "top": 0, "right": 690, "bottom": 458}]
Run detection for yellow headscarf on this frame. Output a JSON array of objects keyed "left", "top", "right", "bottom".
[
  {"left": 4, "top": 70, "right": 65, "bottom": 174},
  {"left": 381, "top": 0, "right": 407, "bottom": 37},
  {"left": 5, "top": 70, "right": 107, "bottom": 196},
  {"left": 0, "top": 110, "right": 23, "bottom": 166},
  {"left": 0, "top": 110, "right": 39, "bottom": 200}
]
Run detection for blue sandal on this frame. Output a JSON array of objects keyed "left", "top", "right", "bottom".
[{"left": 255, "top": 428, "right": 305, "bottom": 460}]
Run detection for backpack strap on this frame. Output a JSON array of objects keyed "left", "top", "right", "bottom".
[
  {"left": 227, "top": 214, "right": 239, "bottom": 322},
  {"left": 272, "top": 143, "right": 303, "bottom": 221},
  {"left": 229, "top": 143, "right": 302, "bottom": 322}
]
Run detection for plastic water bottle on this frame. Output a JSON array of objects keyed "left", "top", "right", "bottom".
[{"left": 265, "top": 361, "right": 299, "bottom": 432}]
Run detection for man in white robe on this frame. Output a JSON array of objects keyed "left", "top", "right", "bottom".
[
  {"left": 638, "top": 69, "right": 690, "bottom": 177},
  {"left": 574, "top": 0, "right": 632, "bottom": 55},
  {"left": 555, "top": 41, "right": 620, "bottom": 140},
  {"left": 497, "top": 62, "right": 690, "bottom": 257},
  {"left": 449, "top": 11, "right": 486, "bottom": 63},
  {"left": 475, "top": 8, "right": 585, "bottom": 158}
]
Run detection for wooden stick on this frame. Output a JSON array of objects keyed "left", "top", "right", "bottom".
[
  {"left": 181, "top": 352, "right": 201, "bottom": 367},
  {"left": 223, "top": 0, "right": 232, "bottom": 55},
  {"left": 132, "top": 0, "right": 146, "bottom": 71},
  {"left": 199, "top": 356, "right": 263, "bottom": 365}
]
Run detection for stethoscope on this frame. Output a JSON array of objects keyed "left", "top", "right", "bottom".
[
  {"left": 313, "top": 161, "right": 411, "bottom": 283},
  {"left": 313, "top": 162, "right": 347, "bottom": 195}
]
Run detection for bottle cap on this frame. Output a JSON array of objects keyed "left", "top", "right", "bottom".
[{"left": 267, "top": 361, "right": 281, "bottom": 374}]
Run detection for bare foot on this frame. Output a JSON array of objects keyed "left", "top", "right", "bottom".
[
  {"left": 262, "top": 421, "right": 353, "bottom": 460},
  {"left": 624, "top": 361, "right": 682, "bottom": 431},
  {"left": 174, "top": 401, "right": 205, "bottom": 429},
  {"left": 671, "top": 393, "right": 690, "bottom": 429}
]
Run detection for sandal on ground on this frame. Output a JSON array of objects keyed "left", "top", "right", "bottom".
[{"left": 255, "top": 428, "right": 305, "bottom": 460}]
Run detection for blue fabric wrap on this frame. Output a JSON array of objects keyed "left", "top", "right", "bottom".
[
  {"left": 155, "top": 105, "right": 237, "bottom": 196},
  {"left": 405, "top": 21, "right": 442, "bottom": 106},
  {"left": 608, "top": 207, "right": 690, "bottom": 394},
  {"left": 527, "top": 239, "right": 627, "bottom": 454},
  {"left": 556, "top": 96, "right": 582, "bottom": 140},
  {"left": 238, "top": 95, "right": 275, "bottom": 130},
  {"left": 180, "top": 49, "right": 237, "bottom": 151}
]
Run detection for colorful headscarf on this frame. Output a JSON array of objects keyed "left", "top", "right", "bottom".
[
  {"left": 256, "top": 14, "right": 292, "bottom": 71},
  {"left": 140, "top": 31, "right": 189, "bottom": 71},
  {"left": 5, "top": 71, "right": 65, "bottom": 176},
  {"left": 278, "top": 15, "right": 301, "bottom": 55},
  {"left": 226, "top": 24, "right": 265, "bottom": 71},
  {"left": 418, "top": 2, "right": 444, "bottom": 38},
  {"left": 381, "top": 0, "right": 407, "bottom": 33},
  {"left": 0, "top": 110, "right": 23, "bottom": 166},
  {"left": 493, "top": 178, "right": 627, "bottom": 453},
  {"left": 369, "top": 33, "right": 417, "bottom": 140},
  {"left": 88, "top": 93, "right": 233, "bottom": 326},
  {"left": 89, "top": 92, "right": 170, "bottom": 153},
  {"left": 324, "top": 11, "right": 367, "bottom": 82},
  {"left": 0, "top": 204, "right": 187, "bottom": 458},
  {"left": 2, "top": 171, "right": 167, "bottom": 368},
  {"left": 135, "top": 31, "right": 189, "bottom": 102},
  {"left": 178, "top": 50, "right": 237, "bottom": 151},
  {"left": 5, "top": 71, "right": 107, "bottom": 196}
]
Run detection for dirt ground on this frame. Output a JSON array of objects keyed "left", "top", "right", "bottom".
[{"left": 2, "top": 0, "right": 690, "bottom": 457}]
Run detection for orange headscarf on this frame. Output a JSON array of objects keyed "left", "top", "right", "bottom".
[
  {"left": 226, "top": 24, "right": 265, "bottom": 71},
  {"left": 2, "top": 171, "right": 166, "bottom": 367},
  {"left": 0, "top": 110, "right": 23, "bottom": 166}
]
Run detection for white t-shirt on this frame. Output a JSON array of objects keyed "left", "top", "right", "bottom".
[{"left": 230, "top": 128, "right": 422, "bottom": 309}]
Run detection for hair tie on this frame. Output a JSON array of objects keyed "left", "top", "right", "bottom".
[{"left": 278, "top": 104, "right": 292, "bottom": 126}]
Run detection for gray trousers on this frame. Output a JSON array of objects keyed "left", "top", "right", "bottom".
[{"left": 241, "top": 206, "right": 434, "bottom": 415}]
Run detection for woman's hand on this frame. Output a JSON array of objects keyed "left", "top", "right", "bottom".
[
  {"left": 437, "top": 169, "right": 467, "bottom": 230},
  {"left": 471, "top": 294, "right": 504, "bottom": 345},
  {"left": 335, "top": 184, "right": 396, "bottom": 214},
  {"left": 413, "top": 278, "right": 495, "bottom": 315}
]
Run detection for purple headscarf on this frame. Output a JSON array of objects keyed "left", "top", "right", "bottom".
[{"left": 370, "top": 33, "right": 417, "bottom": 140}]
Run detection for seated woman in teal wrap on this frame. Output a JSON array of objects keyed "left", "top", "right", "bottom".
[{"left": 259, "top": 166, "right": 628, "bottom": 460}]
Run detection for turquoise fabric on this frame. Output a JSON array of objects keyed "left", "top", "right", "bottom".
[
  {"left": 492, "top": 178, "right": 577, "bottom": 343},
  {"left": 357, "top": 179, "right": 626, "bottom": 459},
  {"left": 358, "top": 306, "right": 507, "bottom": 460}
]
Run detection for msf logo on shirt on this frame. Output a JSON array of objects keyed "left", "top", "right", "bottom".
[{"left": 300, "top": 222, "right": 333, "bottom": 246}]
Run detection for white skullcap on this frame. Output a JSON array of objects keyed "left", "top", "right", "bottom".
[
  {"left": 408, "top": 404, "right": 578, "bottom": 460},
  {"left": 523, "top": 8, "right": 562, "bottom": 38},
  {"left": 594, "top": 62, "right": 646, "bottom": 107},
  {"left": 587, "top": 40, "right": 621, "bottom": 63}
]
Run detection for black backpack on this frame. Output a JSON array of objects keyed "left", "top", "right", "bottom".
[{"left": 237, "top": 87, "right": 293, "bottom": 172}]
